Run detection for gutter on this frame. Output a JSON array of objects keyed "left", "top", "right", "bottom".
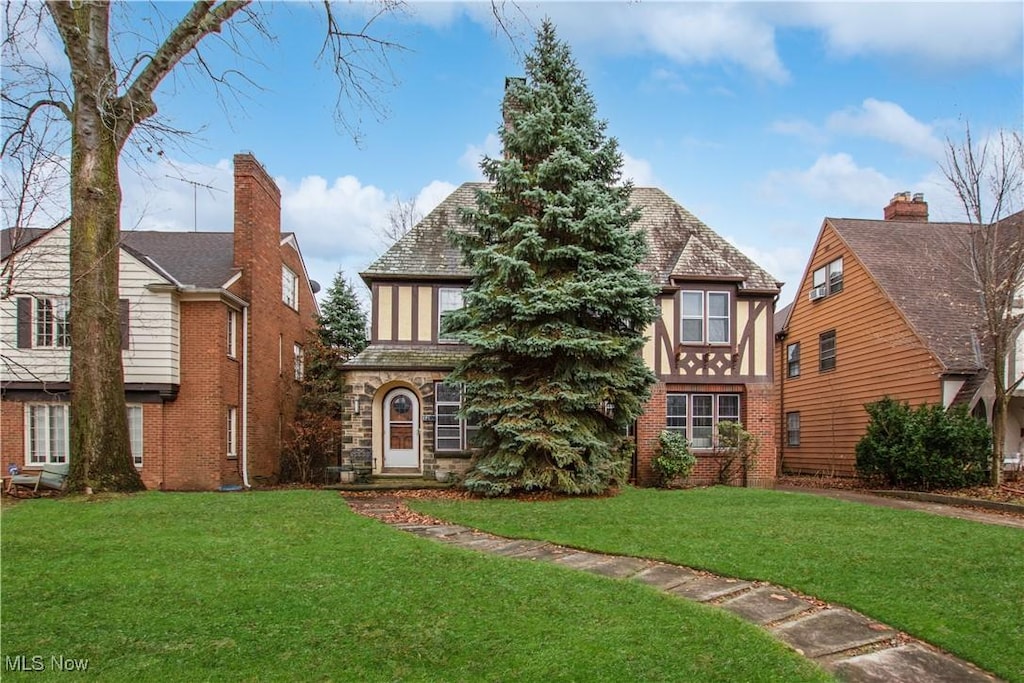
[{"left": 241, "top": 304, "right": 250, "bottom": 489}]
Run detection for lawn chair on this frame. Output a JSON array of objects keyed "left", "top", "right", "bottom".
[{"left": 7, "top": 463, "right": 70, "bottom": 497}]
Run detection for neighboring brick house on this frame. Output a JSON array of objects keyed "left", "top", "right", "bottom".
[
  {"left": 343, "top": 183, "right": 782, "bottom": 487},
  {"left": 776, "top": 192, "right": 1024, "bottom": 476},
  {"left": 1, "top": 153, "right": 318, "bottom": 490}
]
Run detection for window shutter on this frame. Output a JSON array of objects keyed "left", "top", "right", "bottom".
[
  {"left": 119, "top": 299, "right": 130, "bottom": 350},
  {"left": 16, "top": 297, "right": 32, "bottom": 348}
]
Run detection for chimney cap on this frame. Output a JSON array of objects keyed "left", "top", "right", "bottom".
[{"left": 912, "top": 192, "right": 925, "bottom": 202}]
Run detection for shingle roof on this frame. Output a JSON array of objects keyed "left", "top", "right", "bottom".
[
  {"left": 362, "top": 183, "right": 781, "bottom": 292},
  {"left": 2, "top": 223, "right": 239, "bottom": 289},
  {"left": 1, "top": 227, "right": 52, "bottom": 260},
  {"left": 827, "top": 217, "right": 985, "bottom": 372},
  {"left": 120, "top": 231, "right": 237, "bottom": 288},
  {"left": 343, "top": 344, "right": 473, "bottom": 370}
]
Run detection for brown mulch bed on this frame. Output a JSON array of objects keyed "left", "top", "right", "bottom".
[{"left": 777, "top": 474, "right": 1024, "bottom": 508}]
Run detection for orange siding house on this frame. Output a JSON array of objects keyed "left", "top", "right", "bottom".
[{"left": 777, "top": 193, "right": 1023, "bottom": 476}]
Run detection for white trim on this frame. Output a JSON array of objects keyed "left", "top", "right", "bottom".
[
  {"left": 221, "top": 271, "right": 243, "bottom": 290},
  {"left": 127, "top": 404, "right": 144, "bottom": 468},
  {"left": 24, "top": 403, "right": 69, "bottom": 466},
  {"left": 383, "top": 388, "right": 420, "bottom": 469}
]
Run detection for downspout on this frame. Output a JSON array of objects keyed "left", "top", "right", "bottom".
[{"left": 241, "top": 304, "right": 250, "bottom": 489}]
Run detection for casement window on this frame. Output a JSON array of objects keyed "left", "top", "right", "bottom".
[
  {"left": 17, "top": 297, "right": 129, "bottom": 349},
  {"left": 434, "top": 382, "right": 479, "bottom": 451},
  {"left": 819, "top": 330, "right": 837, "bottom": 372},
  {"left": 227, "top": 309, "right": 238, "bottom": 358},
  {"left": 437, "top": 288, "right": 464, "bottom": 343},
  {"left": 681, "top": 291, "right": 730, "bottom": 345},
  {"left": 665, "top": 392, "right": 741, "bottom": 449},
  {"left": 786, "top": 412, "right": 801, "bottom": 447},
  {"left": 226, "top": 407, "right": 238, "bottom": 459},
  {"left": 787, "top": 342, "right": 800, "bottom": 378},
  {"left": 282, "top": 266, "right": 298, "bottom": 310},
  {"left": 811, "top": 258, "right": 844, "bottom": 299},
  {"left": 293, "top": 343, "right": 304, "bottom": 381},
  {"left": 127, "top": 405, "right": 143, "bottom": 468},
  {"left": 25, "top": 404, "right": 68, "bottom": 465}
]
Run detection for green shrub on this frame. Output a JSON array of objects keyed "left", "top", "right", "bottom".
[
  {"left": 713, "top": 421, "right": 759, "bottom": 485},
  {"left": 652, "top": 430, "right": 696, "bottom": 487},
  {"left": 855, "top": 397, "right": 991, "bottom": 490}
]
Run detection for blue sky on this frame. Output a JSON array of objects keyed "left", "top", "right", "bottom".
[{"left": 14, "top": 2, "right": 1024, "bottom": 307}]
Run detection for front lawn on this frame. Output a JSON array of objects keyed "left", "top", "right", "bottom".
[
  {"left": 1, "top": 490, "right": 828, "bottom": 682},
  {"left": 411, "top": 486, "right": 1024, "bottom": 683}
]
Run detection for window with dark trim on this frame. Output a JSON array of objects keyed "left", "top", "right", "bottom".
[
  {"left": 786, "top": 342, "right": 800, "bottom": 378},
  {"left": 819, "top": 330, "right": 837, "bottom": 371},
  {"left": 434, "top": 382, "right": 478, "bottom": 451},
  {"left": 786, "top": 412, "right": 800, "bottom": 446},
  {"left": 665, "top": 392, "right": 741, "bottom": 449}
]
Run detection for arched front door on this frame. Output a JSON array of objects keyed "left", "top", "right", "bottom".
[{"left": 383, "top": 388, "right": 419, "bottom": 469}]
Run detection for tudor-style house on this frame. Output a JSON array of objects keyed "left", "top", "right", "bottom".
[
  {"left": 776, "top": 192, "right": 1024, "bottom": 477},
  {"left": 343, "top": 183, "right": 782, "bottom": 487},
  {"left": 1, "top": 153, "right": 318, "bottom": 490}
]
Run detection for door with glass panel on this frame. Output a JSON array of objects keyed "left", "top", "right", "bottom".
[{"left": 383, "top": 388, "right": 419, "bottom": 469}]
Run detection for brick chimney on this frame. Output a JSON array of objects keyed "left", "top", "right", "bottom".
[
  {"left": 232, "top": 152, "right": 282, "bottom": 296},
  {"left": 502, "top": 77, "right": 526, "bottom": 155},
  {"left": 883, "top": 191, "right": 928, "bottom": 222}
]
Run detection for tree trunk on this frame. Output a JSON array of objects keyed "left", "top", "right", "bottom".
[
  {"left": 992, "top": 392, "right": 1006, "bottom": 487},
  {"left": 66, "top": 90, "right": 144, "bottom": 493}
]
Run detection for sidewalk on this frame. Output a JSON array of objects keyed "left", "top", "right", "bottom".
[
  {"left": 774, "top": 486, "right": 1024, "bottom": 529},
  {"left": 345, "top": 494, "right": 1004, "bottom": 683}
]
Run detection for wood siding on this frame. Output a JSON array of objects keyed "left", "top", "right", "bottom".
[
  {"left": 1, "top": 224, "right": 179, "bottom": 385},
  {"left": 780, "top": 223, "right": 943, "bottom": 476}
]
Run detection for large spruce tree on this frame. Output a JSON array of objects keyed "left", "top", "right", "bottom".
[
  {"left": 446, "top": 20, "right": 659, "bottom": 496},
  {"left": 318, "top": 271, "right": 368, "bottom": 357}
]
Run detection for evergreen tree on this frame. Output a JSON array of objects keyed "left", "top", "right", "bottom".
[
  {"left": 319, "top": 270, "right": 368, "bottom": 357},
  {"left": 446, "top": 20, "right": 659, "bottom": 496}
]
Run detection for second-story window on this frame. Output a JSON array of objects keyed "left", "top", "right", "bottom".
[
  {"left": 293, "top": 343, "right": 304, "bottom": 381},
  {"left": 787, "top": 342, "right": 800, "bottom": 378},
  {"left": 437, "top": 288, "right": 464, "bottom": 343},
  {"left": 819, "top": 330, "right": 837, "bottom": 371},
  {"left": 35, "top": 297, "right": 70, "bottom": 348},
  {"left": 681, "top": 291, "right": 730, "bottom": 345},
  {"left": 282, "top": 266, "right": 298, "bottom": 310},
  {"left": 227, "top": 309, "right": 238, "bottom": 358},
  {"left": 811, "top": 258, "right": 844, "bottom": 299}
]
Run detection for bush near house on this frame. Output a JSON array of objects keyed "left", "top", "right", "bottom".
[
  {"left": 651, "top": 430, "right": 696, "bottom": 487},
  {"left": 855, "top": 397, "right": 991, "bottom": 490}
]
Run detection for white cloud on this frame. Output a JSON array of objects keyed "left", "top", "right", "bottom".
[
  {"left": 725, "top": 237, "right": 808, "bottom": 295},
  {"left": 759, "top": 153, "right": 895, "bottom": 210},
  {"left": 799, "top": 3, "right": 1023, "bottom": 69},
  {"left": 826, "top": 99, "right": 944, "bottom": 159},
  {"left": 620, "top": 151, "right": 657, "bottom": 187},
  {"left": 458, "top": 133, "right": 501, "bottom": 180},
  {"left": 117, "top": 156, "right": 461, "bottom": 304},
  {"left": 415, "top": 180, "right": 457, "bottom": 216}
]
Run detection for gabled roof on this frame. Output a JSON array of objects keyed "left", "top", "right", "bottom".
[
  {"left": 120, "top": 231, "right": 238, "bottom": 289},
  {"left": 2, "top": 224, "right": 239, "bottom": 289},
  {"left": 1, "top": 226, "right": 54, "bottom": 260},
  {"left": 825, "top": 217, "right": 987, "bottom": 373},
  {"left": 362, "top": 183, "right": 781, "bottom": 293}
]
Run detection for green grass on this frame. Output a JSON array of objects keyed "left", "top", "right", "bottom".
[
  {"left": 411, "top": 486, "right": 1024, "bottom": 683},
  {"left": 1, "top": 491, "right": 829, "bottom": 682}
]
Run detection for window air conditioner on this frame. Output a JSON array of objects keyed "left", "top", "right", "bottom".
[{"left": 809, "top": 285, "right": 828, "bottom": 301}]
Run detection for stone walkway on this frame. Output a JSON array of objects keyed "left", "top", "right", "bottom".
[{"left": 344, "top": 494, "right": 1002, "bottom": 683}]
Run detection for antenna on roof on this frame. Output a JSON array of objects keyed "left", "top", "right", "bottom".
[{"left": 165, "top": 175, "right": 225, "bottom": 231}]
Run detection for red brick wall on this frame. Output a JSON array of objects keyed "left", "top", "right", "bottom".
[
  {"left": 634, "top": 381, "right": 777, "bottom": 488},
  {"left": 1, "top": 401, "right": 26, "bottom": 470},
  {"left": 228, "top": 153, "right": 317, "bottom": 485}
]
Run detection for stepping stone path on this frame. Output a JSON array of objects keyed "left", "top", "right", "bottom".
[{"left": 344, "top": 494, "right": 1002, "bottom": 682}]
